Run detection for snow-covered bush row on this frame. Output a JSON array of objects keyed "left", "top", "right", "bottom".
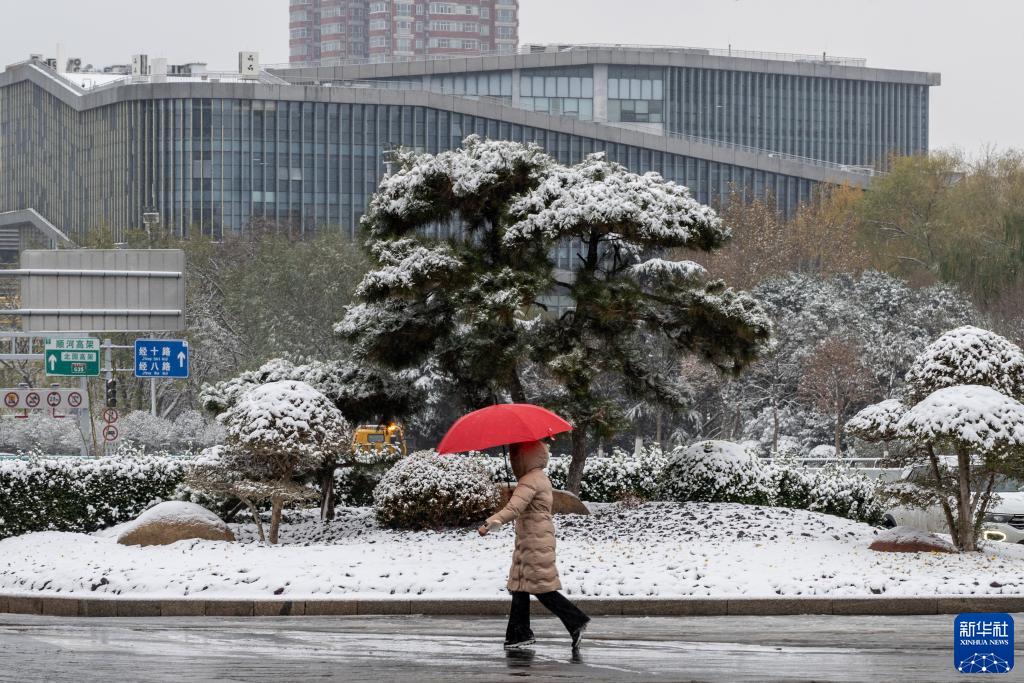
[
  {"left": 660, "top": 441, "right": 775, "bottom": 505},
  {"left": 0, "top": 446, "right": 186, "bottom": 539},
  {"left": 372, "top": 450, "right": 499, "bottom": 529},
  {"left": 547, "top": 446, "right": 668, "bottom": 502},
  {"left": 765, "top": 459, "right": 884, "bottom": 525},
  {"left": 657, "top": 440, "right": 884, "bottom": 524}
]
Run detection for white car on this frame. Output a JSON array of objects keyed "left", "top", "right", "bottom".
[{"left": 882, "top": 462, "right": 1024, "bottom": 544}]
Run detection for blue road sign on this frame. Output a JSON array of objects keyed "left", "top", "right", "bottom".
[{"left": 134, "top": 339, "right": 189, "bottom": 378}]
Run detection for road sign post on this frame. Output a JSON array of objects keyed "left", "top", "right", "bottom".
[{"left": 44, "top": 337, "right": 100, "bottom": 377}]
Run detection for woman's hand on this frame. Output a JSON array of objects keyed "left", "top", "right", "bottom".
[
  {"left": 478, "top": 520, "right": 499, "bottom": 536},
  {"left": 478, "top": 524, "right": 490, "bottom": 536}
]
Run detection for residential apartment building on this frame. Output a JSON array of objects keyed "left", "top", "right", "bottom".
[{"left": 290, "top": 0, "right": 519, "bottom": 65}]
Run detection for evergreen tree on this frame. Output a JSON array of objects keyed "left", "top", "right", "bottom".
[
  {"left": 505, "top": 154, "right": 773, "bottom": 493},
  {"left": 336, "top": 135, "right": 556, "bottom": 408}
]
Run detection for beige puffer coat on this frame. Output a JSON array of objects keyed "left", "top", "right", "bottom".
[{"left": 485, "top": 441, "right": 561, "bottom": 594}]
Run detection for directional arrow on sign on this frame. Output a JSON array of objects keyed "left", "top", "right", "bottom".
[{"left": 48, "top": 354, "right": 56, "bottom": 371}]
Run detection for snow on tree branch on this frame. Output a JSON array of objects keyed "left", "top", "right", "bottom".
[
  {"left": 896, "top": 384, "right": 1024, "bottom": 454},
  {"left": 504, "top": 153, "right": 729, "bottom": 251},
  {"left": 363, "top": 135, "right": 553, "bottom": 237},
  {"left": 845, "top": 398, "right": 908, "bottom": 442},
  {"left": 905, "top": 326, "right": 1024, "bottom": 401}
]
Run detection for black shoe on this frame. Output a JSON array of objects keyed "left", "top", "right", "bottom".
[
  {"left": 504, "top": 638, "right": 536, "bottom": 650},
  {"left": 570, "top": 622, "right": 588, "bottom": 651}
]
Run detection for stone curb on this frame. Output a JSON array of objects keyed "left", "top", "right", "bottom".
[{"left": 2, "top": 595, "right": 1023, "bottom": 618}]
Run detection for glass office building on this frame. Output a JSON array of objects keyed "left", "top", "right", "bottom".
[{"left": 0, "top": 46, "right": 937, "bottom": 243}]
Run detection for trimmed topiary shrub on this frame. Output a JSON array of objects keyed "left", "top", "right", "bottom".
[
  {"left": 804, "top": 463, "right": 885, "bottom": 525},
  {"left": 0, "top": 447, "right": 186, "bottom": 539},
  {"left": 372, "top": 450, "right": 499, "bottom": 529},
  {"left": 659, "top": 440, "right": 773, "bottom": 505}
]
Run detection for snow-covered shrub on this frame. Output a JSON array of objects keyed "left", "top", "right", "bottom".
[
  {"left": 547, "top": 445, "right": 668, "bottom": 502},
  {"left": 766, "top": 458, "right": 815, "bottom": 510},
  {"left": 807, "top": 444, "right": 838, "bottom": 460},
  {"left": 659, "top": 440, "right": 773, "bottom": 505},
  {"left": 805, "top": 463, "right": 885, "bottom": 525},
  {"left": 373, "top": 450, "right": 499, "bottom": 529},
  {"left": 334, "top": 446, "right": 404, "bottom": 507},
  {"left": 0, "top": 452, "right": 186, "bottom": 539}
]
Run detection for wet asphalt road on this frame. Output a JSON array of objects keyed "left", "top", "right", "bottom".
[{"left": 0, "top": 613, "right": 1014, "bottom": 682}]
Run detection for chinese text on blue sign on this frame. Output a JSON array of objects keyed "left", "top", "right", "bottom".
[{"left": 134, "top": 339, "right": 189, "bottom": 378}]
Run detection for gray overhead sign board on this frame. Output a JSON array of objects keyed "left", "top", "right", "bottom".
[{"left": 11, "top": 249, "right": 186, "bottom": 332}]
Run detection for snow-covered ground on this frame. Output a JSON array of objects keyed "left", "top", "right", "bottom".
[{"left": 1, "top": 502, "right": 1022, "bottom": 600}]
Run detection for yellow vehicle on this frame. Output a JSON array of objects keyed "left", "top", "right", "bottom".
[{"left": 352, "top": 423, "right": 407, "bottom": 456}]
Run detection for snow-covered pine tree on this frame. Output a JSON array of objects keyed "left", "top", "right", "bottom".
[
  {"left": 336, "top": 135, "right": 556, "bottom": 409},
  {"left": 188, "top": 380, "right": 351, "bottom": 543},
  {"left": 848, "top": 326, "right": 1024, "bottom": 551},
  {"left": 505, "top": 154, "right": 773, "bottom": 493}
]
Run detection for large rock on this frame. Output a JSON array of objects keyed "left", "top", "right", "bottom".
[
  {"left": 868, "top": 526, "right": 955, "bottom": 554},
  {"left": 496, "top": 484, "right": 590, "bottom": 516},
  {"left": 116, "top": 501, "right": 235, "bottom": 547}
]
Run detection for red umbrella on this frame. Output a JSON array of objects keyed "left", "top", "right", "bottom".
[{"left": 437, "top": 403, "right": 573, "bottom": 454}]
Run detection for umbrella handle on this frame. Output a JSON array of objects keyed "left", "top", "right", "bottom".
[{"left": 502, "top": 443, "right": 513, "bottom": 483}]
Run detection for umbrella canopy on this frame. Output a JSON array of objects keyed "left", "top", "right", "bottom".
[{"left": 437, "top": 403, "right": 573, "bottom": 454}]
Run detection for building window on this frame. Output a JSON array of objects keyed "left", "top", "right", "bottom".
[
  {"left": 496, "top": 9, "right": 515, "bottom": 21},
  {"left": 496, "top": 26, "right": 515, "bottom": 38},
  {"left": 322, "top": 6, "right": 342, "bottom": 17},
  {"left": 461, "top": 39, "right": 477, "bottom": 50},
  {"left": 459, "top": 22, "right": 478, "bottom": 32},
  {"left": 480, "top": 7, "right": 489, "bottom": 18},
  {"left": 369, "top": 18, "right": 387, "bottom": 30},
  {"left": 322, "top": 40, "right": 343, "bottom": 52},
  {"left": 396, "top": 3, "right": 413, "bottom": 16},
  {"left": 369, "top": 2, "right": 387, "bottom": 13},
  {"left": 429, "top": 3, "right": 456, "bottom": 14},
  {"left": 430, "top": 20, "right": 452, "bottom": 31},
  {"left": 290, "top": 9, "right": 308, "bottom": 21},
  {"left": 370, "top": 36, "right": 387, "bottom": 47},
  {"left": 397, "top": 38, "right": 413, "bottom": 51},
  {"left": 290, "top": 27, "right": 308, "bottom": 39},
  {"left": 323, "top": 22, "right": 345, "bottom": 34}
]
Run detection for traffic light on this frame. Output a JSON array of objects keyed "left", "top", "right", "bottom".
[{"left": 105, "top": 379, "right": 117, "bottom": 408}]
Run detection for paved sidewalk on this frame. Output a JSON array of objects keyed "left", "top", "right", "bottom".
[{"left": 1, "top": 613, "right": 1005, "bottom": 682}]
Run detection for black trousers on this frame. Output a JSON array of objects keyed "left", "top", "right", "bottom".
[{"left": 505, "top": 590, "right": 590, "bottom": 643}]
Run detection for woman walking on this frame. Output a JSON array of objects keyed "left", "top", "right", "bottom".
[{"left": 479, "top": 439, "right": 591, "bottom": 651}]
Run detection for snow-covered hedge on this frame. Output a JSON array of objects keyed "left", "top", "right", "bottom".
[
  {"left": 547, "top": 446, "right": 668, "bottom": 502},
  {"left": 766, "top": 459, "right": 884, "bottom": 525},
  {"left": 0, "top": 413, "right": 83, "bottom": 454},
  {"left": 372, "top": 450, "right": 499, "bottom": 529},
  {"left": 659, "top": 440, "right": 774, "bottom": 505},
  {"left": 0, "top": 447, "right": 186, "bottom": 539}
]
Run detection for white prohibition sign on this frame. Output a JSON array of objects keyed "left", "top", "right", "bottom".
[
  {"left": 103, "top": 424, "right": 119, "bottom": 442},
  {"left": 103, "top": 408, "right": 119, "bottom": 424},
  {"left": 67, "top": 392, "right": 83, "bottom": 408}
]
